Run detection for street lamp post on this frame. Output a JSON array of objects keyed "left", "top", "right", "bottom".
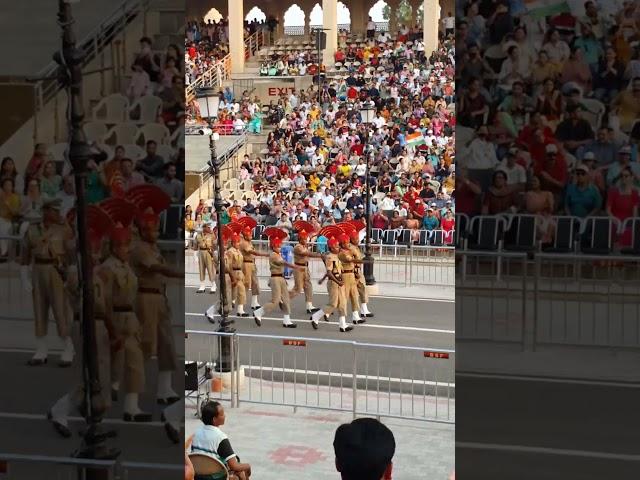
[
  {"left": 55, "top": 0, "right": 118, "bottom": 474},
  {"left": 361, "top": 104, "right": 376, "bottom": 286}
]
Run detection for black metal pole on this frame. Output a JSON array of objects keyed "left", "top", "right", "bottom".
[
  {"left": 209, "top": 135, "right": 235, "bottom": 375},
  {"left": 56, "top": 0, "right": 118, "bottom": 475},
  {"left": 316, "top": 29, "right": 321, "bottom": 106},
  {"left": 363, "top": 128, "right": 376, "bottom": 285}
]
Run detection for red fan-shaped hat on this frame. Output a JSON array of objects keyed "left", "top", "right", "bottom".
[
  {"left": 99, "top": 198, "right": 136, "bottom": 227},
  {"left": 86, "top": 205, "right": 114, "bottom": 247},
  {"left": 328, "top": 237, "right": 340, "bottom": 249},
  {"left": 125, "top": 185, "right": 171, "bottom": 214},
  {"left": 348, "top": 219, "right": 366, "bottom": 232},
  {"left": 263, "top": 227, "right": 288, "bottom": 241},
  {"left": 338, "top": 222, "right": 357, "bottom": 235},
  {"left": 221, "top": 225, "right": 235, "bottom": 243},
  {"left": 318, "top": 225, "right": 343, "bottom": 241},
  {"left": 236, "top": 216, "right": 257, "bottom": 230},
  {"left": 227, "top": 222, "right": 244, "bottom": 235},
  {"left": 293, "top": 220, "right": 315, "bottom": 238}
]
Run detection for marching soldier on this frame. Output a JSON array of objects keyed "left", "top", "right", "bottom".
[
  {"left": 128, "top": 185, "right": 182, "bottom": 405},
  {"left": 195, "top": 224, "right": 217, "bottom": 294},
  {"left": 289, "top": 221, "right": 322, "bottom": 313},
  {"left": 21, "top": 198, "right": 75, "bottom": 366},
  {"left": 238, "top": 222, "right": 268, "bottom": 311},
  {"left": 48, "top": 206, "right": 116, "bottom": 436},
  {"left": 226, "top": 233, "right": 248, "bottom": 317},
  {"left": 310, "top": 232, "right": 352, "bottom": 333},
  {"left": 253, "top": 228, "right": 302, "bottom": 328},
  {"left": 338, "top": 233, "right": 366, "bottom": 325},
  {"left": 349, "top": 227, "right": 374, "bottom": 318},
  {"left": 102, "top": 209, "right": 151, "bottom": 422}
]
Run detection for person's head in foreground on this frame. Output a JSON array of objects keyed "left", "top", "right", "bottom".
[{"left": 333, "top": 418, "right": 395, "bottom": 480}]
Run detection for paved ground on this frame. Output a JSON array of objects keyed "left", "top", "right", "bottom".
[
  {"left": 455, "top": 375, "right": 640, "bottom": 480},
  {"left": 185, "top": 401, "right": 454, "bottom": 480}
]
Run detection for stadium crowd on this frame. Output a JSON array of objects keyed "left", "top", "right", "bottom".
[
  {"left": 0, "top": 35, "right": 185, "bottom": 257},
  {"left": 457, "top": 0, "right": 640, "bottom": 250},
  {"left": 185, "top": 29, "right": 456, "bottom": 247}
]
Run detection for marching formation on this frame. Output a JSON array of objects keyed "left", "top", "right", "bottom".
[
  {"left": 20, "top": 186, "right": 182, "bottom": 440},
  {"left": 203, "top": 219, "right": 375, "bottom": 333}
]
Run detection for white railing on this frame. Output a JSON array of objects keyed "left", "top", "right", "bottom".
[{"left": 186, "top": 330, "right": 455, "bottom": 423}]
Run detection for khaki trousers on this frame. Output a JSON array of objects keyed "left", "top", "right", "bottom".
[
  {"left": 343, "top": 272, "right": 360, "bottom": 311},
  {"left": 322, "top": 279, "right": 346, "bottom": 317},
  {"left": 33, "top": 264, "right": 70, "bottom": 338},
  {"left": 262, "top": 277, "right": 290, "bottom": 315},
  {"left": 198, "top": 250, "right": 215, "bottom": 282},
  {"left": 136, "top": 292, "right": 177, "bottom": 371},
  {"left": 242, "top": 262, "right": 260, "bottom": 294},
  {"left": 289, "top": 267, "right": 313, "bottom": 303},
  {"left": 110, "top": 311, "right": 145, "bottom": 394},
  {"left": 231, "top": 271, "right": 247, "bottom": 306}
]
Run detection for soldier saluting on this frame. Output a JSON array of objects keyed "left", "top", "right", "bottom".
[
  {"left": 21, "top": 197, "right": 75, "bottom": 366},
  {"left": 195, "top": 223, "right": 217, "bottom": 294}
]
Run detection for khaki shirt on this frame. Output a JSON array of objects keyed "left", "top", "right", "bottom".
[
  {"left": 102, "top": 256, "right": 138, "bottom": 308},
  {"left": 66, "top": 264, "right": 110, "bottom": 321},
  {"left": 338, "top": 248, "right": 355, "bottom": 272},
  {"left": 130, "top": 240, "right": 166, "bottom": 290},
  {"left": 269, "top": 252, "right": 285, "bottom": 275},
  {"left": 349, "top": 244, "right": 363, "bottom": 276},
  {"left": 23, "top": 222, "right": 72, "bottom": 264},
  {"left": 293, "top": 243, "right": 310, "bottom": 265},
  {"left": 195, "top": 232, "right": 215, "bottom": 252},
  {"left": 239, "top": 238, "right": 256, "bottom": 263},
  {"left": 226, "top": 247, "right": 244, "bottom": 271},
  {"left": 324, "top": 252, "right": 343, "bottom": 279}
]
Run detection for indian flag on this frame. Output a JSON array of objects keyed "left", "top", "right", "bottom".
[
  {"left": 525, "top": 0, "right": 570, "bottom": 19},
  {"left": 406, "top": 131, "right": 426, "bottom": 148}
]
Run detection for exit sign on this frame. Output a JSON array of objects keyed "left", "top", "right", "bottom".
[
  {"left": 283, "top": 340, "right": 306, "bottom": 347},
  {"left": 424, "top": 351, "right": 449, "bottom": 359}
]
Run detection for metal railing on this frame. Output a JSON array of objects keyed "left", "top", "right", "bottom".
[
  {"left": 456, "top": 251, "right": 528, "bottom": 347},
  {"left": 283, "top": 25, "right": 305, "bottom": 36},
  {"left": 533, "top": 253, "right": 640, "bottom": 350},
  {"left": 186, "top": 330, "right": 455, "bottom": 423},
  {"left": 185, "top": 240, "right": 454, "bottom": 287}
]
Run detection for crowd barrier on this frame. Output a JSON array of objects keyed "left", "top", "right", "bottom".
[
  {"left": 184, "top": 239, "right": 455, "bottom": 287},
  {"left": 0, "top": 453, "right": 183, "bottom": 479},
  {"left": 186, "top": 330, "right": 455, "bottom": 424},
  {"left": 457, "top": 250, "right": 640, "bottom": 351}
]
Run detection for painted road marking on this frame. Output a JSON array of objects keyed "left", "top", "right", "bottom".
[
  {"left": 457, "top": 442, "right": 640, "bottom": 461},
  {"left": 457, "top": 372, "right": 640, "bottom": 388},
  {"left": 185, "top": 313, "right": 455, "bottom": 334}
]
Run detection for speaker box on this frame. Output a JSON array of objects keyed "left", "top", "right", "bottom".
[
  {"left": 185, "top": 361, "right": 199, "bottom": 391},
  {"left": 315, "top": 31, "right": 326, "bottom": 50}
]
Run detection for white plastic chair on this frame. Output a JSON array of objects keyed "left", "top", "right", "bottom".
[
  {"left": 170, "top": 125, "right": 184, "bottom": 147},
  {"left": 120, "top": 144, "right": 146, "bottom": 161},
  {"left": 135, "top": 123, "right": 171, "bottom": 146},
  {"left": 241, "top": 178, "right": 254, "bottom": 191},
  {"left": 242, "top": 190, "right": 257, "bottom": 201},
  {"left": 83, "top": 121, "right": 108, "bottom": 143},
  {"left": 224, "top": 178, "right": 239, "bottom": 191},
  {"left": 129, "top": 95, "right": 162, "bottom": 124},
  {"left": 104, "top": 123, "right": 138, "bottom": 146},
  {"left": 92, "top": 93, "right": 129, "bottom": 123},
  {"left": 47, "top": 143, "right": 68, "bottom": 163},
  {"left": 156, "top": 145, "right": 176, "bottom": 163}
]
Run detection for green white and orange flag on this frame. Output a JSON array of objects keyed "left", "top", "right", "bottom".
[
  {"left": 406, "top": 131, "right": 426, "bottom": 148},
  {"left": 525, "top": 0, "right": 571, "bottom": 19}
]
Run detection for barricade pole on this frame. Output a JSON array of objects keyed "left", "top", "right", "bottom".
[
  {"left": 235, "top": 334, "right": 241, "bottom": 407},
  {"left": 352, "top": 342, "right": 357, "bottom": 419},
  {"left": 230, "top": 334, "right": 236, "bottom": 408},
  {"left": 533, "top": 254, "right": 540, "bottom": 352},
  {"left": 521, "top": 254, "right": 527, "bottom": 351}
]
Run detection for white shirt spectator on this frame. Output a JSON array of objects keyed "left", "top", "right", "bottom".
[
  {"left": 462, "top": 138, "right": 499, "bottom": 170},
  {"left": 373, "top": 115, "right": 386, "bottom": 129},
  {"left": 233, "top": 118, "right": 245, "bottom": 132},
  {"left": 497, "top": 161, "right": 527, "bottom": 187},
  {"left": 190, "top": 425, "right": 238, "bottom": 464},
  {"left": 380, "top": 196, "right": 395, "bottom": 211}
]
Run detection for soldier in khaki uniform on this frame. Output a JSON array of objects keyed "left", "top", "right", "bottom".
[
  {"left": 226, "top": 233, "right": 248, "bottom": 317},
  {"left": 48, "top": 205, "right": 116, "bottom": 436},
  {"left": 195, "top": 224, "right": 217, "bottom": 294},
  {"left": 349, "top": 229, "right": 374, "bottom": 317},
  {"left": 338, "top": 233, "right": 366, "bottom": 325},
  {"left": 21, "top": 198, "right": 75, "bottom": 366},
  {"left": 239, "top": 227, "right": 268, "bottom": 310},
  {"left": 288, "top": 229, "right": 322, "bottom": 313},
  {"left": 103, "top": 223, "right": 151, "bottom": 422},
  {"left": 311, "top": 236, "right": 352, "bottom": 332},
  {"left": 253, "top": 230, "right": 302, "bottom": 328}
]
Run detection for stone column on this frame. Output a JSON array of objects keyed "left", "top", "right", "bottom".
[
  {"left": 350, "top": 1, "right": 367, "bottom": 35},
  {"left": 322, "top": 0, "right": 338, "bottom": 67},
  {"left": 228, "top": 0, "right": 245, "bottom": 74},
  {"left": 387, "top": 0, "right": 399, "bottom": 35},
  {"left": 423, "top": 0, "right": 439, "bottom": 55}
]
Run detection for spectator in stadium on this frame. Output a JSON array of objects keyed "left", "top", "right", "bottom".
[
  {"left": 0, "top": 178, "right": 20, "bottom": 256},
  {"left": 40, "top": 161, "right": 62, "bottom": 200},
  {"left": 56, "top": 175, "right": 76, "bottom": 217},
  {"left": 127, "top": 60, "right": 151, "bottom": 100},
  {"left": 607, "top": 166, "right": 640, "bottom": 246},
  {"left": 606, "top": 145, "right": 640, "bottom": 187},
  {"left": 1, "top": 157, "right": 24, "bottom": 194},
  {"left": 156, "top": 163, "right": 184, "bottom": 203},
  {"left": 564, "top": 163, "right": 602, "bottom": 218},
  {"left": 333, "top": 417, "right": 395, "bottom": 480},
  {"left": 120, "top": 158, "right": 146, "bottom": 191},
  {"left": 137, "top": 140, "right": 165, "bottom": 180},
  {"left": 190, "top": 401, "right": 252, "bottom": 480},
  {"left": 24, "top": 143, "right": 50, "bottom": 187},
  {"left": 481, "top": 170, "right": 517, "bottom": 215},
  {"left": 20, "top": 178, "right": 43, "bottom": 233}
]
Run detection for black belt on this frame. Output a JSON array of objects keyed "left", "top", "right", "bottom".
[
  {"left": 34, "top": 258, "right": 55, "bottom": 264},
  {"left": 138, "top": 287, "right": 162, "bottom": 294},
  {"left": 271, "top": 274, "right": 284, "bottom": 277},
  {"left": 113, "top": 306, "right": 133, "bottom": 313},
  {"left": 342, "top": 270, "right": 354, "bottom": 274},
  {"left": 243, "top": 260, "right": 255, "bottom": 263},
  {"left": 233, "top": 268, "right": 242, "bottom": 271},
  {"left": 199, "top": 248, "right": 210, "bottom": 251},
  {"left": 295, "top": 262, "right": 308, "bottom": 267}
]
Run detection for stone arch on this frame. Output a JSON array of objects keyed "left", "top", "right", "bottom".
[
  {"left": 283, "top": 4, "right": 306, "bottom": 35},
  {"left": 245, "top": 5, "right": 267, "bottom": 23},
  {"left": 203, "top": 7, "right": 224, "bottom": 24}
]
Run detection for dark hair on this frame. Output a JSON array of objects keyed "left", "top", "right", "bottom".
[
  {"left": 146, "top": 140, "right": 157, "bottom": 147},
  {"left": 333, "top": 418, "right": 395, "bottom": 480},
  {"left": 200, "top": 401, "right": 221, "bottom": 425}
]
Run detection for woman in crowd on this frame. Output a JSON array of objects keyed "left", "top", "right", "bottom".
[
  {"left": 1, "top": 157, "right": 24, "bottom": 195},
  {"left": 607, "top": 166, "right": 639, "bottom": 246},
  {"left": 0, "top": 178, "right": 21, "bottom": 257}
]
